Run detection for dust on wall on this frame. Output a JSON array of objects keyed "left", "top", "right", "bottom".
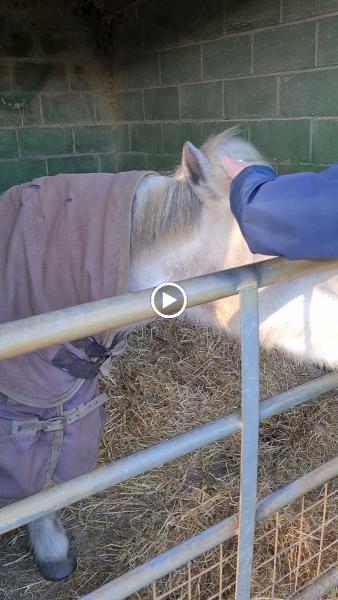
[
  {"left": 2, "top": 0, "right": 338, "bottom": 188},
  {"left": 0, "top": 0, "right": 116, "bottom": 191},
  {"left": 108, "top": 0, "right": 338, "bottom": 174}
]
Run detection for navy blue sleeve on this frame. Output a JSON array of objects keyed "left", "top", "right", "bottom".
[{"left": 230, "top": 164, "right": 338, "bottom": 259}]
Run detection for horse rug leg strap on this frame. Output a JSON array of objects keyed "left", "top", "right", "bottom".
[{"left": 10, "top": 393, "right": 108, "bottom": 436}]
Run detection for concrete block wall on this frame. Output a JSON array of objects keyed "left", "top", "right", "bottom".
[
  {"left": 2, "top": 0, "right": 338, "bottom": 189},
  {"left": 0, "top": 2, "right": 115, "bottom": 191},
  {"left": 113, "top": 0, "right": 338, "bottom": 174}
]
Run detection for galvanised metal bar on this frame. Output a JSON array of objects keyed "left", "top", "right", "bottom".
[
  {"left": 0, "top": 371, "right": 337, "bottom": 535},
  {"left": 236, "top": 284, "right": 260, "bottom": 600},
  {"left": 1, "top": 257, "right": 337, "bottom": 361},
  {"left": 0, "top": 259, "right": 337, "bottom": 599},
  {"left": 81, "top": 457, "right": 338, "bottom": 600},
  {"left": 290, "top": 566, "right": 338, "bottom": 600}
]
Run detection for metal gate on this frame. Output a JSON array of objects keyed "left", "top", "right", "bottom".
[{"left": 0, "top": 257, "right": 337, "bottom": 599}]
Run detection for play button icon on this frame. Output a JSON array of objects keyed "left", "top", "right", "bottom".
[
  {"left": 162, "top": 291, "right": 177, "bottom": 310},
  {"left": 151, "top": 282, "right": 188, "bottom": 319}
]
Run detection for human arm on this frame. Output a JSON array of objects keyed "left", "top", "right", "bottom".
[{"left": 224, "top": 157, "right": 338, "bottom": 259}]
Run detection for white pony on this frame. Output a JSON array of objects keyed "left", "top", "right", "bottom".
[{"left": 29, "top": 129, "right": 338, "bottom": 577}]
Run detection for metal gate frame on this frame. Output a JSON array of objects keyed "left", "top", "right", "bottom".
[{"left": 0, "top": 256, "right": 337, "bottom": 599}]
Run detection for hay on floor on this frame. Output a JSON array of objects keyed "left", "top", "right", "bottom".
[{"left": 0, "top": 319, "right": 337, "bottom": 599}]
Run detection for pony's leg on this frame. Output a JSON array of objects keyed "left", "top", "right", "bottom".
[{"left": 28, "top": 512, "right": 77, "bottom": 581}]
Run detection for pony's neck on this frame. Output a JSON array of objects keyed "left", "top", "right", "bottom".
[
  {"left": 128, "top": 171, "right": 263, "bottom": 294},
  {"left": 129, "top": 173, "right": 204, "bottom": 290},
  {"left": 129, "top": 196, "right": 232, "bottom": 292},
  {"left": 131, "top": 173, "right": 202, "bottom": 257}
]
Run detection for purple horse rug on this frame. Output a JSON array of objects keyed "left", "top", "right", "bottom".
[{"left": 0, "top": 171, "right": 150, "bottom": 505}]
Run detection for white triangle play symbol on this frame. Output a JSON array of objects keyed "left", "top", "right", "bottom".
[{"left": 162, "top": 291, "right": 177, "bottom": 309}]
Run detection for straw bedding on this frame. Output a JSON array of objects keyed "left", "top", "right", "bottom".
[{"left": 0, "top": 319, "right": 337, "bottom": 599}]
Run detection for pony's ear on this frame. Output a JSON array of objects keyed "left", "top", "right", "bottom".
[{"left": 182, "top": 141, "right": 210, "bottom": 187}]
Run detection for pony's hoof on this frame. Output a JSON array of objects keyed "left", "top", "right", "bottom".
[{"left": 37, "top": 552, "right": 77, "bottom": 581}]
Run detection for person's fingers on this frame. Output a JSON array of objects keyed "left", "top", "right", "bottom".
[{"left": 223, "top": 156, "right": 251, "bottom": 179}]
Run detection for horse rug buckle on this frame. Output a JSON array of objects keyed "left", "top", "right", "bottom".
[
  {"left": 10, "top": 393, "right": 108, "bottom": 436},
  {"left": 41, "top": 416, "right": 66, "bottom": 432}
]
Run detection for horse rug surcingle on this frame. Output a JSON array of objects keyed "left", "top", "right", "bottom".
[{"left": 0, "top": 171, "right": 151, "bottom": 505}]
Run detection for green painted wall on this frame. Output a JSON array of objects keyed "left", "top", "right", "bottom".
[
  {"left": 112, "top": 0, "right": 338, "bottom": 174},
  {"left": 0, "top": 2, "right": 115, "bottom": 191},
  {"left": 2, "top": 0, "right": 338, "bottom": 191}
]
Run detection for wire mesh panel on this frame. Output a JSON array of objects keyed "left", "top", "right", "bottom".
[
  {"left": 145, "top": 482, "right": 337, "bottom": 600},
  {"left": 0, "top": 258, "right": 337, "bottom": 600}
]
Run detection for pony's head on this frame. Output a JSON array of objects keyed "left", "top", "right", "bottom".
[
  {"left": 132, "top": 127, "right": 268, "bottom": 255},
  {"left": 178, "top": 126, "right": 269, "bottom": 206},
  {"left": 130, "top": 126, "right": 270, "bottom": 297}
]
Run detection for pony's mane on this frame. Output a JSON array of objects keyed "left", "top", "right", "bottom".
[
  {"left": 201, "top": 126, "right": 269, "bottom": 165},
  {"left": 131, "top": 128, "right": 268, "bottom": 252},
  {"left": 131, "top": 172, "right": 202, "bottom": 252}
]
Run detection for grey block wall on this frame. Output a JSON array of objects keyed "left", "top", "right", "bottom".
[
  {"left": 0, "top": 1, "right": 115, "bottom": 191},
  {"left": 112, "top": 0, "right": 338, "bottom": 174},
  {"left": 2, "top": 0, "right": 338, "bottom": 190}
]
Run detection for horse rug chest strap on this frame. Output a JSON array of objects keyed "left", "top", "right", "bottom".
[
  {"left": 11, "top": 393, "right": 108, "bottom": 436},
  {"left": 51, "top": 334, "right": 128, "bottom": 379}
]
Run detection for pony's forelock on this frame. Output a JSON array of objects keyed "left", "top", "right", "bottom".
[
  {"left": 201, "top": 126, "right": 270, "bottom": 166},
  {"left": 131, "top": 128, "right": 268, "bottom": 253}
]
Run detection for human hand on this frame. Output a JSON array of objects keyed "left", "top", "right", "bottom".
[{"left": 223, "top": 156, "right": 251, "bottom": 180}]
